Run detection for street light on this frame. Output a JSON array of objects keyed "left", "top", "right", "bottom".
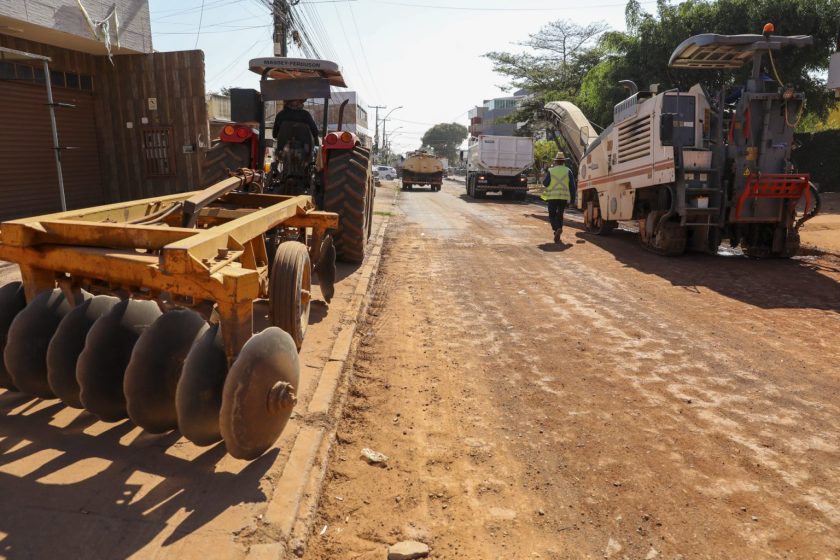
[
  {"left": 380, "top": 106, "right": 403, "bottom": 163},
  {"left": 384, "top": 126, "right": 403, "bottom": 158}
]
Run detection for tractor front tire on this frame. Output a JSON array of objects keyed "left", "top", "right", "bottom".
[{"left": 324, "top": 146, "right": 374, "bottom": 264}]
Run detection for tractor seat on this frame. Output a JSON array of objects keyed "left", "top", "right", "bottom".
[{"left": 274, "top": 121, "right": 315, "bottom": 159}]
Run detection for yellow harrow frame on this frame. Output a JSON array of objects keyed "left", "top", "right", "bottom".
[{"left": 0, "top": 170, "right": 339, "bottom": 459}]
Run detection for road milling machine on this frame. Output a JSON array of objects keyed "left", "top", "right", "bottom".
[
  {"left": 0, "top": 58, "right": 373, "bottom": 461},
  {"left": 545, "top": 26, "right": 821, "bottom": 257}
]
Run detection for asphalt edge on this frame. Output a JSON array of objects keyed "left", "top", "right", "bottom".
[{"left": 247, "top": 186, "right": 396, "bottom": 559}]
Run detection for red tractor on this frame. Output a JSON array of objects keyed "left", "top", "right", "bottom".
[{"left": 214, "top": 58, "right": 374, "bottom": 269}]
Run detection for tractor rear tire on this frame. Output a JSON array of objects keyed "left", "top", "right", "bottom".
[{"left": 324, "top": 146, "right": 374, "bottom": 264}]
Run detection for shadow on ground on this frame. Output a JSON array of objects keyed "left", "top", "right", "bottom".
[
  {"left": 0, "top": 394, "right": 277, "bottom": 558},
  {"left": 576, "top": 228, "right": 840, "bottom": 312}
]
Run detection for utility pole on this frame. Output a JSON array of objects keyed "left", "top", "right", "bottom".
[
  {"left": 370, "top": 105, "right": 386, "bottom": 160},
  {"left": 273, "top": 0, "right": 293, "bottom": 56}
]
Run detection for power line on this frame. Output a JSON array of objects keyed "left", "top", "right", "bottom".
[
  {"left": 346, "top": 2, "right": 383, "bottom": 101},
  {"left": 369, "top": 0, "right": 658, "bottom": 10},
  {"left": 194, "top": 0, "right": 207, "bottom": 47}
]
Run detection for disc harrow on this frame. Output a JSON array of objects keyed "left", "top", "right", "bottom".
[{"left": 0, "top": 170, "right": 339, "bottom": 460}]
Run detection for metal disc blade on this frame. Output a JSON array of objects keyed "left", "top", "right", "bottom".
[
  {"left": 77, "top": 299, "right": 162, "bottom": 422},
  {"left": 220, "top": 327, "right": 300, "bottom": 460},
  {"left": 175, "top": 323, "right": 228, "bottom": 446},
  {"left": 4, "top": 288, "right": 90, "bottom": 398},
  {"left": 47, "top": 295, "right": 120, "bottom": 409},
  {"left": 0, "top": 282, "right": 27, "bottom": 391},
  {"left": 125, "top": 309, "right": 208, "bottom": 434}
]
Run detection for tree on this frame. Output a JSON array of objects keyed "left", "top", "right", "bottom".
[
  {"left": 484, "top": 20, "right": 608, "bottom": 129},
  {"left": 420, "top": 123, "right": 468, "bottom": 161},
  {"left": 487, "top": 1, "right": 840, "bottom": 132},
  {"left": 533, "top": 139, "right": 560, "bottom": 172}
]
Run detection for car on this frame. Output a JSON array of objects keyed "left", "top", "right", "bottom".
[{"left": 375, "top": 165, "right": 397, "bottom": 180}]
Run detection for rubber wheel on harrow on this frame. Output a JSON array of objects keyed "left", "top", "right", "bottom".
[
  {"left": 77, "top": 299, "right": 162, "bottom": 422},
  {"left": 176, "top": 323, "right": 228, "bottom": 446},
  {"left": 4, "top": 288, "right": 91, "bottom": 398},
  {"left": 323, "top": 146, "right": 373, "bottom": 264},
  {"left": 124, "top": 309, "right": 209, "bottom": 433},
  {"left": 269, "top": 241, "right": 311, "bottom": 350},
  {"left": 47, "top": 295, "right": 120, "bottom": 408},
  {"left": 0, "top": 281, "right": 27, "bottom": 391},
  {"left": 220, "top": 327, "right": 300, "bottom": 460}
]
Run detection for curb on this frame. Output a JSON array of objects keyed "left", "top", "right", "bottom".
[{"left": 248, "top": 190, "right": 396, "bottom": 559}]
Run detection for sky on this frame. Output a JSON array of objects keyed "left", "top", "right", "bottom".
[{"left": 149, "top": 0, "right": 659, "bottom": 154}]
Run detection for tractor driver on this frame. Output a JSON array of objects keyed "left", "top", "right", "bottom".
[{"left": 272, "top": 99, "right": 321, "bottom": 147}]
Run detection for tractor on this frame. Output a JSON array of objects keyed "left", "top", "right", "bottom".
[{"left": 215, "top": 58, "right": 374, "bottom": 268}]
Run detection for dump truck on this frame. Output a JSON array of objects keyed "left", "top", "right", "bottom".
[
  {"left": 544, "top": 26, "right": 820, "bottom": 257},
  {"left": 464, "top": 135, "right": 534, "bottom": 200},
  {"left": 401, "top": 151, "right": 445, "bottom": 192},
  {"left": 0, "top": 58, "right": 374, "bottom": 462}
]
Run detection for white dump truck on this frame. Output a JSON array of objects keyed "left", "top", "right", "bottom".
[{"left": 463, "top": 135, "right": 534, "bottom": 200}]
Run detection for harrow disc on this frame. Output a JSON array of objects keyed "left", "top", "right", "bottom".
[
  {"left": 124, "top": 309, "right": 208, "bottom": 434},
  {"left": 77, "top": 299, "right": 162, "bottom": 422},
  {"left": 46, "top": 295, "right": 120, "bottom": 408},
  {"left": 4, "top": 288, "right": 90, "bottom": 398},
  {"left": 175, "top": 323, "right": 228, "bottom": 446},
  {"left": 220, "top": 327, "right": 300, "bottom": 460},
  {"left": 0, "top": 281, "right": 27, "bottom": 391}
]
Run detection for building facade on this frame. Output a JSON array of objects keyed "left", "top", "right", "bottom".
[
  {"left": 304, "top": 91, "right": 372, "bottom": 148},
  {"left": 0, "top": 0, "right": 210, "bottom": 220},
  {"left": 468, "top": 90, "right": 529, "bottom": 137}
]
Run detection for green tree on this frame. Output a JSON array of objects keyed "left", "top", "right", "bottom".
[
  {"left": 581, "top": 0, "right": 840, "bottom": 126},
  {"left": 420, "top": 123, "right": 468, "bottom": 161},
  {"left": 533, "top": 139, "right": 560, "bottom": 172},
  {"left": 487, "top": 0, "right": 840, "bottom": 131},
  {"left": 485, "top": 20, "right": 608, "bottom": 131}
]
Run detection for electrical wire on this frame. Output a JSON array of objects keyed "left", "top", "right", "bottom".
[
  {"left": 367, "top": 0, "right": 657, "bottom": 10},
  {"left": 194, "top": 0, "right": 207, "bottom": 47},
  {"left": 767, "top": 48, "right": 805, "bottom": 128}
]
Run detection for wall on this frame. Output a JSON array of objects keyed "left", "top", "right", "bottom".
[
  {"left": 0, "top": 0, "right": 152, "bottom": 53},
  {"left": 793, "top": 130, "right": 840, "bottom": 192},
  {"left": 93, "top": 50, "right": 210, "bottom": 199},
  {"left": 1, "top": 35, "right": 209, "bottom": 203}
]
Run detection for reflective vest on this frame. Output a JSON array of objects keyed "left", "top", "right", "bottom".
[{"left": 541, "top": 165, "right": 571, "bottom": 201}]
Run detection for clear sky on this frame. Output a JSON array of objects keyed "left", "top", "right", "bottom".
[{"left": 149, "top": 0, "right": 657, "bottom": 153}]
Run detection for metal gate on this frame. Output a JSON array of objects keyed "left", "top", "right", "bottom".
[{"left": 0, "top": 73, "right": 103, "bottom": 220}]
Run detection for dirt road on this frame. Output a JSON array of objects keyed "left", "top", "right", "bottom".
[{"left": 306, "top": 180, "right": 840, "bottom": 559}]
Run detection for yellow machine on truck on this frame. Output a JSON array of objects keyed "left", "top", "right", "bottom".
[{"left": 402, "top": 151, "right": 444, "bottom": 192}]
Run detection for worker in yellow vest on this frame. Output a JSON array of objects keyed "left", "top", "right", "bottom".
[{"left": 541, "top": 151, "right": 576, "bottom": 244}]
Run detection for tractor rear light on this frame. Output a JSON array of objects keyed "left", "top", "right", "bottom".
[
  {"left": 325, "top": 133, "right": 338, "bottom": 145},
  {"left": 223, "top": 125, "right": 235, "bottom": 136},
  {"left": 236, "top": 127, "right": 250, "bottom": 138},
  {"left": 340, "top": 131, "right": 352, "bottom": 143}
]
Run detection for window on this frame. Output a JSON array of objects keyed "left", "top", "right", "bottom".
[
  {"left": 142, "top": 127, "right": 176, "bottom": 177},
  {"left": 0, "top": 62, "right": 93, "bottom": 91}
]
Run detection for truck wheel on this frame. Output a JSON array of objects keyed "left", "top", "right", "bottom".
[
  {"left": 583, "top": 199, "right": 615, "bottom": 235},
  {"left": 324, "top": 146, "right": 373, "bottom": 264}
]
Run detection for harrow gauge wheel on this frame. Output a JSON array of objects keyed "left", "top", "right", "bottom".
[
  {"left": 77, "top": 299, "right": 162, "bottom": 422},
  {"left": 220, "top": 327, "right": 300, "bottom": 460},
  {"left": 125, "top": 309, "right": 209, "bottom": 434},
  {"left": 47, "top": 295, "right": 120, "bottom": 408},
  {"left": 5, "top": 288, "right": 91, "bottom": 398},
  {"left": 270, "top": 241, "right": 311, "bottom": 350},
  {"left": 0, "top": 281, "right": 26, "bottom": 391},
  {"left": 176, "top": 323, "right": 228, "bottom": 446}
]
